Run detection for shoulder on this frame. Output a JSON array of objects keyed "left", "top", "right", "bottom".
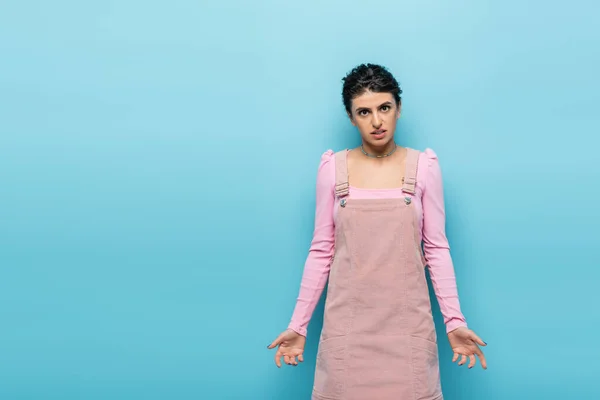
[
  {"left": 416, "top": 147, "right": 440, "bottom": 167},
  {"left": 317, "top": 149, "right": 336, "bottom": 169},
  {"left": 415, "top": 147, "right": 442, "bottom": 191},
  {"left": 317, "top": 148, "right": 350, "bottom": 170},
  {"left": 315, "top": 149, "right": 337, "bottom": 189}
]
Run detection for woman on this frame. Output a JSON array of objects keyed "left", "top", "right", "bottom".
[{"left": 268, "top": 64, "right": 487, "bottom": 399}]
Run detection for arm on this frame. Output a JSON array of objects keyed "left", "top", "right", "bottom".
[
  {"left": 287, "top": 150, "right": 336, "bottom": 337},
  {"left": 421, "top": 149, "right": 468, "bottom": 333}
]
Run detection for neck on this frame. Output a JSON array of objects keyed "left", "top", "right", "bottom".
[{"left": 361, "top": 141, "right": 397, "bottom": 157}]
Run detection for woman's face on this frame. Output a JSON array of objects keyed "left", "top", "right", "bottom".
[{"left": 348, "top": 90, "right": 401, "bottom": 150}]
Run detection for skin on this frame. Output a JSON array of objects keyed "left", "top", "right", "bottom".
[
  {"left": 348, "top": 90, "right": 401, "bottom": 157},
  {"left": 345, "top": 90, "right": 407, "bottom": 189},
  {"left": 267, "top": 90, "right": 488, "bottom": 370}
]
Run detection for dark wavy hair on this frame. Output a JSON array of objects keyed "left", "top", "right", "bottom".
[{"left": 341, "top": 63, "right": 403, "bottom": 115}]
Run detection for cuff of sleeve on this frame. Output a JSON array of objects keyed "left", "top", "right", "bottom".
[
  {"left": 287, "top": 323, "right": 307, "bottom": 337},
  {"left": 446, "top": 318, "right": 468, "bottom": 333}
]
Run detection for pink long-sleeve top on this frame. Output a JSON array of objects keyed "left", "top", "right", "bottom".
[{"left": 288, "top": 148, "right": 468, "bottom": 337}]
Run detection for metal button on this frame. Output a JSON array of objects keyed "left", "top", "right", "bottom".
[
  {"left": 340, "top": 199, "right": 347, "bottom": 207},
  {"left": 404, "top": 197, "right": 412, "bottom": 205}
]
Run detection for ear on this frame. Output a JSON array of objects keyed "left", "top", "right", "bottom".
[{"left": 396, "top": 101, "right": 402, "bottom": 119}]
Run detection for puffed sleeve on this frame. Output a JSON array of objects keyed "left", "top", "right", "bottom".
[
  {"left": 421, "top": 148, "right": 468, "bottom": 333},
  {"left": 287, "top": 150, "right": 336, "bottom": 337}
]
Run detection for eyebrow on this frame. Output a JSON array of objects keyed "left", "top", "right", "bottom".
[{"left": 354, "top": 101, "right": 393, "bottom": 113}]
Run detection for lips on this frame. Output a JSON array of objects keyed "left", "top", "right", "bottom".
[{"left": 371, "top": 129, "right": 386, "bottom": 139}]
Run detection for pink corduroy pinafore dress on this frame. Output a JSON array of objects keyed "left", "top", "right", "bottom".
[{"left": 312, "top": 148, "right": 443, "bottom": 400}]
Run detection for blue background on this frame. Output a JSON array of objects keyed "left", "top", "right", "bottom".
[{"left": 1, "top": 1, "right": 599, "bottom": 399}]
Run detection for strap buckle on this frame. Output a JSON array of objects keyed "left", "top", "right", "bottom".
[{"left": 335, "top": 182, "right": 349, "bottom": 196}]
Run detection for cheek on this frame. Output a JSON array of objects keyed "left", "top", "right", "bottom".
[
  {"left": 356, "top": 120, "right": 372, "bottom": 135},
  {"left": 385, "top": 115, "right": 399, "bottom": 129}
]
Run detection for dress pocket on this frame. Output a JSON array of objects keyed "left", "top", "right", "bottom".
[
  {"left": 410, "top": 336, "right": 443, "bottom": 400},
  {"left": 312, "top": 336, "right": 348, "bottom": 399}
]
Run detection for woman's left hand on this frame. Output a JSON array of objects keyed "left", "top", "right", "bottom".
[{"left": 447, "top": 327, "right": 488, "bottom": 369}]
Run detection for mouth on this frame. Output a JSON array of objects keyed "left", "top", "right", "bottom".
[{"left": 371, "top": 129, "right": 387, "bottom": 139}]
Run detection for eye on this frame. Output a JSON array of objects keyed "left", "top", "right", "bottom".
[
  {"left": 358, "top": 110, "right": 369, "bottom": 116},
  {"left": 380, "top": 105, "right": 391, "bottom": 112}
]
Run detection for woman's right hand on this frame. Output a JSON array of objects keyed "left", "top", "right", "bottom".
[{"left": 267, "top": 329, "right": 306, "bottom": 367}]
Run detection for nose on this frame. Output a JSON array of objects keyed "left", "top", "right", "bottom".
[{"left": 372, "top": 113, "right": 382, "bottom": 128}]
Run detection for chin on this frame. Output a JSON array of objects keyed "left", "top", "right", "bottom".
[{"left": 365, "top": 136, "right": 393, "bottom": 147}]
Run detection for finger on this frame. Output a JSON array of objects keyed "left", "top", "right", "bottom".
[
  {"left": 469, "top": 332, "right": 487, "bottom": 347},
  {"left": 274, "top": 351, "right": 282, "bottom": 368},
  {"left": 298, "top": 353, "right": 304, "bottom": 363},
  {"left": 288, "top": 354, "right": 296, "bottom": 366},
  {"left": 284, "top": 355, "right": 292, "bottom": 365},
  {"left": 468, "top": 354, "right": 476, "bottom": 369},
  {"left": 267, "top": 333, "right": 284, "bottom": 350},
  {"left": 458, "top": 354, "right": 467, "bottom": 366},
  {"left": 452, "top": 353, "right": 459, "bottom": 363},
  {"left": 475, "top": 349, "right": 488, "bottom": 370}
]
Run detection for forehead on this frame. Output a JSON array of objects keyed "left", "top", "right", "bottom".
[{"left": 352, "top": 91, "right": 395, "bottom": 109}]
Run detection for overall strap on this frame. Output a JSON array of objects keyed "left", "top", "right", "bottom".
[
  {"left": 334, "top": 150, "right": 349, "bottom": 198},
  {"left": 402, "top": 148, "right": 420, "bottom": 194}
]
